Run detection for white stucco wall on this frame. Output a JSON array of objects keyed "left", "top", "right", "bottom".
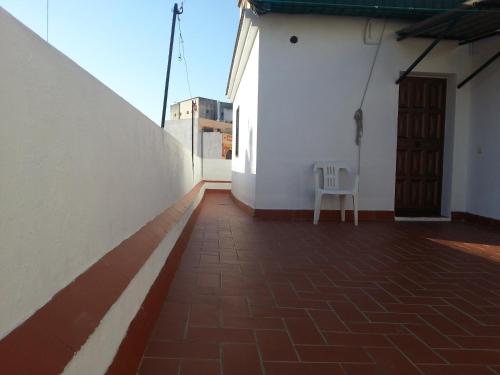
[
  {"left": 202, "top": 132, "right": 223, "bottom": 158},
  {"left": 0, "top": 7, "right": 201, "bottom": 341},
  {"left": 231, "top": 21, "right": 260, "bottom": 207},
  {"left": 203, "top": 159, "right": 233, "bottom": 181},
  {"left": 253, "top": 14, "right": 472, "bottom": 213},
  {"left": 201, "top": 132, "right": 232, "bottom": 181},
  {"left": 63, "top": 186, "right": 206, "bottom": 375},
  {"left": 466, "top": 36, "right": 500, "bottom": 220},
  {"left": 163, "top": 119, "right": 196, "bottom": 149},
  {"left": 164, "top": 122, "right": 232, "bottom": 181}
]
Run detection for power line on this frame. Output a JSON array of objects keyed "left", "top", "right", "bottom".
[{"left": 177, "top": 15, "right": 193, "bottom": 99}]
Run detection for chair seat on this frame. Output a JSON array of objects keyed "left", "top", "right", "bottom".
[{"left": 318, "top": 188, "right": 355, "bottom": 195}]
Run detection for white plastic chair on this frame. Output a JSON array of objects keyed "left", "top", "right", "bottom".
[{"left": 313, "top": 162, "right": 359, "bottom": 226}]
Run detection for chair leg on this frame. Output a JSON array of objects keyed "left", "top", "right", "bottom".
[
  {"left": 340, "top": 195, "right": 345, "bottom": 222},
  {"left": 313, "top": 193, "right": 322, "bottom": 225},
  {"left": 353, "top": 194, "right": 359, "bottom": 226}
]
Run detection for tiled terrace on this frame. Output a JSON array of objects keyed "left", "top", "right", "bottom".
[{"left": 138, "top": 192, "right": 500, "bottom": 375}]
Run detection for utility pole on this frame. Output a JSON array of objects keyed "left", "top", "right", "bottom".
[{"left": 161, "top": 3, "right": 183, "bottom": 128}]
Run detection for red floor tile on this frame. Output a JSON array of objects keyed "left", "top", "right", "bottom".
[
  {"left": 265, "top": 362, "right": 344, "bottom": 375},
  {"left": 223, "top": 316, "right": 284, "bottom": 329},
  {"left": 329, "top": 301, "right": 367, "bottom": 322},
  {"left": 252, "top": 306, "right": 308, "bottom": 318},
  {"left": 324, "top": 332, "right": 392, "bottom": 347},
  {"left": 138, "top": 358, "right": 179, "bottom": 375},
  {"left": 151, "top": 319, "right": 186, "bottom": 340},
  {"left": 405, "top": 324, "right": 460, "bottom": 349},
  {"left": 308, "top": 309, "right": 348, "bottom": 331},
  {"left": 189, "top": 303, "right": 219, "bottom": 327},
  {"left": 135, "top": 193, "right": 500, "bottom": 375},
  {"left": 419, "top": 314, "right": 471, "bottom": 336},
  {"left": 256, "top": 330, "right": 297, "bottom": 361},
  {"left": 343, "top": 363, "right": 388, "bottom": 374},
  {"left": 296, "top": 345, "right": 371, "bottom": 362},
  {"left": 144, "top": 341, "right": 218, "bottom": 359},
  {"left": 437, "top": 349, "right": 500, "bottom": 365},
  {"left": 346, "top": 322, "right": 407, "bottom": 334},
  {"left": 223, "top": 344, "right": 262, "bottom": 375},
  {"left": 388, "top": 334, "right": 445, "bottom": 364},
  {"left": 365, "top": 312, "right": 423, "bottom": 324},
  {"left": 451, "top": 335, "right": 500, "bottom": 350},
  {"left": 187, "top": 327, "right": 254, "bottom": 343},
  {"left": 367, "top": 347, "right": 421, "bottom": 375},
  {"left": 419, "top": 364, "right": 498, "bottom": 375},
  {"left": 180, "top": 359, "right": 220, "bottom": 375},
  {"left": 285, "top": 317, "right": 325, "bottom": 344}
]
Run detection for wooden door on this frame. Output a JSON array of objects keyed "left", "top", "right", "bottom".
[{"left": 395, "top": 77, "right": 446, "bottom": 217}]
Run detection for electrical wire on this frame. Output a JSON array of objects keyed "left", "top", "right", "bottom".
[
  {"left": 355, "top": 18, "right": 387, "bottom": 174},
  {"left": 177, "top": 10, "right": 193, "bottom": 99},
  {"left": 359, "top": 19, "right": 386, "bottom": 109}
]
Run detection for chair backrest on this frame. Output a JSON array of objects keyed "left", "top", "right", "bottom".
[{"left": 313, "top": 161, "right": 353, "bottom": 190}]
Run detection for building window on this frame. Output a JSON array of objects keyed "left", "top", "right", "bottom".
[{"left": 235, "top": 107, "right": 240, "bottom": 158}]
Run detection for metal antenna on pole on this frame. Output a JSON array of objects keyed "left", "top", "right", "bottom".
[{"left": 161, "top": 3, "right": 183, "bottom": 128}]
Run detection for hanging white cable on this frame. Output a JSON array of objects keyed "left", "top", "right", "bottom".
[
  {"left": 355, "top": 19, "right": 387, "bottom": 174},
  {"left": 178, "top": 14, "right": 193, "bottom": 99},
  {"left": 359, "top": 19, "right": 386, "bottom": 110}
]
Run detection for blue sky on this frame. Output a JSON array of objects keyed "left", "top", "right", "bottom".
[{"left": 0, "top": 0, "right": 240, "bottom": 124}]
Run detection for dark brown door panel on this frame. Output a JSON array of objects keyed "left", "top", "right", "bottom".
[{"left": 395, "top": 77, "right": 446, "bottom": 217}]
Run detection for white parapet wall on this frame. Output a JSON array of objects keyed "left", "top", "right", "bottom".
[
  {"left": 163, "top": 121, "right": 232, "bottom": 181},
  {"left": 202, "top": 132, "right": 232, "bottom": 181},
  {"left": 0, "top": 6, "right": 201, "bottom": 346},
  {"left": 62, "top": 185, "right": 207, "bottom": 375}
]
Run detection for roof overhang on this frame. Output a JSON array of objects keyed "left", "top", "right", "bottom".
[
  {"left": 227, "top": 0, "right": 499, "bottom": 92},
  {"left": 246, "top": 0, "right": 466, "bottom": 20},
  {"left": 395, "top": 0, "right": 500, "bottom": 87},
  {"left": 226, "top": 10, "right": 259, "bottom": 101},
  {"left": 397, "top": 0, "right": 500, "bottom": 41}
]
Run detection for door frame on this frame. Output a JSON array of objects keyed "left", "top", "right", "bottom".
[{"left": 394, "top": 72, "right": 457, "bottom": 218}]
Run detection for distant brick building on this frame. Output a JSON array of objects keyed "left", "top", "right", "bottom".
[{"left": 170, "top": 97, "right": 232, "bottom": 123}]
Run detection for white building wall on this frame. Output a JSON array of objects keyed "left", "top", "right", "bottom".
[
  {"left": 0, "top": 8, "right": 202, "bottom": 340},
  {"left": 466, "top": 36, "right": 500, "bottom": 220},
  {"left": 232, "top": 31, "right": 260, "bottom": 207},
  {"left": 202, "top": 132, "right": 232, "bottom": 181},
  {"left": 203, "top": 132, "right": 223, "bottom": 158},
  {"left": 255, "top": 14, "right": 472, "bottom": 213},
  {"left": 163, "top": 119, "right": 195, "bottom": 147},
  {"left": 164, "top": 121, "right": 232, "bottom": 181}
]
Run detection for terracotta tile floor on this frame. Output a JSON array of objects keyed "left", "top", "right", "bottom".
[{"left": 138, "top": 192, "right": 500, "bottom": 375}]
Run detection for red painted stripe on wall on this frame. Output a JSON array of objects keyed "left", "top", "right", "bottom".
[
  {"left": 105, "top": 191, "right": 208, "bottom": 375},
  {"left": 0, "top": 181, "right": 205, "bottom": 375}
]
